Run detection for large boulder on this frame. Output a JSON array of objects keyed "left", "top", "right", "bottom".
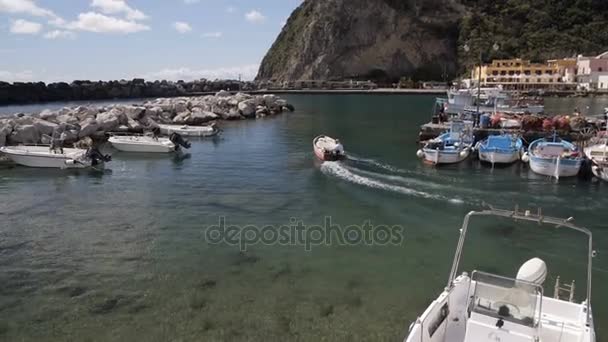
[
  {"left": 78, "top": 118, "right": 100, "bottom": 138},
  {"left": 38, "top": 109, "right": 58, "bottom": 122},
  {"left": 234, "top": 92, "right": 252, "bottom": 102},
  {"left": 174, "top": 102, "right": 188, "bottom": 114},
  {"left": 215, "top": 90, "right": 231, "bottom": 97},
  {"left": 219, "top": 108, "right": 242, "bottom": 120},
  {"left": 56, "top": 113, "right": 79, "bottom": 125},
  {"left": 188, "top": 109, "right": 218, "bottom": 125},
  {"left": 263, "top": 94, "right": 277, "bottom": 107},
  {"left": 32, "top": 119, "right": 58, "bottom": 136},
  {"left": 145, "top": 106, "right": 163, "bottom": 119},
  {"left": 9, "top": 125, "right": 40, "bottom": 144},
  {"left": 74, "top": 136, "right": 93, "bottom": 149},
  {"left": 74, "top": 106, "right": 98, "bottom": 121},
  {"left": 127, "top": 117, "right": 143, "bottom": 131},
  {"left": 238, "top": 99, "right": 256, "bottom": 118},
  {"left": 173, "top": 111, "right": 191, "bottom": 124},
  {"left": 125, "top": 106, "right": 146, "bottom": 120},
  {"left": 96, "top": 111, "right": 120, "bottom": 131}
]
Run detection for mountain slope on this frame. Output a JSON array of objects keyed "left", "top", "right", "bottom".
[
  {"left": 257, "top": 0, "right": 608, "bottom": 82},
  {"left": 256, "top": 0, "right": 463, "bottom": 82}
]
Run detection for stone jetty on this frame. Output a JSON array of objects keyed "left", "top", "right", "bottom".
[{"left": 0, "top": 91, "right": 295, "bottom": 147}]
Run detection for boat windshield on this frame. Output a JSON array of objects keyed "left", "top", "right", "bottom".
[{"left": 470, "top": 271, "right": 541, "bottom": 327}]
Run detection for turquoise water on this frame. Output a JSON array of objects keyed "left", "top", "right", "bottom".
[{"left": 0, "top": 95, "right": 607, "bottom": 341}]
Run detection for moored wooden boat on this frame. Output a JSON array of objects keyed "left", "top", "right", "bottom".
[
  {"left": 417, "top": 121, "right": 473, "bottom": 165},
  {"left": 476, "top": 134, "right": 523, "bottom": 165},
  {"left": 313, "top": 135, "right": 345, "bottom": 161},
  {"left": 584, "top": 139, "right": 608, "bottom": 181},
  {"left": 523, "top": 135, "right": 582, "bottom": 180}
]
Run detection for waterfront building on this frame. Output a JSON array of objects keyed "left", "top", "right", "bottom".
[
  {"left": 576, "top": 51, "right": 608, "bottom": 91},
  {"left": 471, "top": 58, "right": 577, "bottom": 90}
]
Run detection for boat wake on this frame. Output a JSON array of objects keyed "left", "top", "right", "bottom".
[
  {"left": 346, "top": 154, "right": 412, "bottom": 174},
  {"left": 320, "top": 161, "right": 464, "bottom": 204}
]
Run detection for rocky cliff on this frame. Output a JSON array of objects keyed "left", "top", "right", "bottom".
[
  {"left": 257, "top": 0, "right": 608, "bottom": 82},
  {"left": 257, "top": 0, "right": 464, "bottom": 82}
]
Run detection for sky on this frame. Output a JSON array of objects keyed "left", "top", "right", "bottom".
[{"left": 0, "top": 0, "right": 302, "bottom": 82}]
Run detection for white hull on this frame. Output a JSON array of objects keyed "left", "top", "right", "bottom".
[
  {"left": 0, "top": 146, "right": 89, "bottom": 169},
  {"left": 108, "top": 136, "right": 175, "bottom": 153},
  {"left": 591, "top": 165, "right": 608, "bottom": 181},
  {"left": 478, "top": 151, "right": 520, "bottom": 164},
  {"left": 423, "top": 149, "right": 470, "bottom": 164},
  {"left": 158, "top": 124, "right": 218, "bottom": 137},
  {"left": 529, "top": 157, "right": 582, "bottom": 179}
]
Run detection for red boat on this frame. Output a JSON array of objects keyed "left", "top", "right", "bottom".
[{"left": 313, "top": 135, "right": 346, "bottom": 161}]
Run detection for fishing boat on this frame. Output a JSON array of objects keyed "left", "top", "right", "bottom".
[
  {"left": 417, "top": 121, "right": 473, "bottom": 165},
  {"left": 158, "top": 123, "right": 220, "bottom": 137},
  {"left": 522, "top": 135, "right": 583, "bottom": 179},
  {"left": 476, "top": 134, "right": 523, "bottom": 165},
  {"left": 404, "top": 207, "right": 597, "bottom": 342},
  {"left": 0, "top": 145, "right": 111, "bottom": 169},
  {"left": 108, "top": 133, "right": 191, "bottom": 153},
  {"left": 313, "top": 135, "right": 345, "bottom": 161},
  {"left": 584, "top": 138, "right": 608, "bottom": 181}
]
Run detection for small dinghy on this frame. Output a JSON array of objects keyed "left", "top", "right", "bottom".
[
  {"left": 476, "top": 134, "right": 523, "bottom": 165},
  {"left": 417, "top": 121, "right": 473, "bottom": 165},
  {"left": 158, "top": 123, "right": 220, "bottom": 137},
  {"left": 108, "top": 133, "right": 191, "bottom": 153},
  {"left": 313, "top": 135, "right": 345, "bottom": 161},
  {"left": 522, "top": 135, "right": 582, "bottom": 179},
  {"left": 0, "top": 145, "right": 111, "bottom": 169},
  {"left": 584, "top": 138, "right": 608, "bottom": 181}
]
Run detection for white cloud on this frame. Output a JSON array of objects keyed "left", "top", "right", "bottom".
[
  {"left": 245, "top": 10, "right": 265, "bottom": 24},
  {"left": 183, "top": 0, "right": 199, "bottom": 3},
  {"left": 66, "top": 12, "right": 150, "bottom": 34},
  {"left": 226, "top": 6, "right": 236, "bottom": 13},
  {"left": 0, "top": 69, "right": 35, "bottom": 82},
  {"left": 90, "top": 0, "right": 147, "bottom": 20},
  {"left": 202, "top": 31, "right": 222, "bottom": 38},
  {"left": 173, "top": 21, "right": 192, "bottom": 33},
  {"left": 10, "top": 18, "right": 42, "bottom": 34},
  {"left": 141, "top": 64, "right": 259, "bottom": 81},
  {"left": 44, "top": 30, "right": 76, "bottom": 39},
  {"left": 0, "top": 0, "right": 55, "bottom": 17}
]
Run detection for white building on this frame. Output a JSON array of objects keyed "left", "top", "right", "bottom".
[{"left": 576, "top": 51, "right": 608, "bottom": 91}]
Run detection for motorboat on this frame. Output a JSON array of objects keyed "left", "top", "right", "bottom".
[
  {"left": 0, "top": 145, "right": 111, "bottom": 169},
  {"left": 404, "top": 207, "right": 596, "bottom": 342},
  {"left": 584, "top": 138, "right": 608, "bottom": 181},
  {"left": 522, "top": 135, "right": 583, "bottom": 179},
  {"left": 417, "top": 121, "right": 473, "bottom": 165},
  {"left": 476, "top": 134, "right": 523, "bottom": 165},
  {"left": 108, "top": 133, "right": 191, "bottom": 153},
  {"left": 313, "top": 135, "right": 345, "bottom": 161},
  {"left": 158, "top": 123, "right": 220, "bottom": 137}
]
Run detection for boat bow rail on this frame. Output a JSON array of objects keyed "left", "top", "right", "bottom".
[{"left": 446, "top": 206, "right": 595, "bottom": 327}]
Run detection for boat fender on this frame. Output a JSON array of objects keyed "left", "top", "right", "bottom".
[
  {"left": 459, "top": 148, "right": 469, "bottom": 159},
  {"left": 521, "top": 152, "right": 530, "bottom": 163},
  {"left": 65, "top": 159, "right": 76, "bottom": 165},
  {"left": 416, "top": 149, "right": 424, "bottom": 158}
]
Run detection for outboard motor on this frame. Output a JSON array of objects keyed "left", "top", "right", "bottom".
[
  {"left": 169, "top": 133, "right": 191, "bottom": 150},
  {"left": 86, "top": 147, "right": 112, "bottom": 166}
]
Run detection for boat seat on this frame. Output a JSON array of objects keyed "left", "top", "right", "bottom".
[{"left": 464, "top": 312, "right": 536, "bottom": 342}]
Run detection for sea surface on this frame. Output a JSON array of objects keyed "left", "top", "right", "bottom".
[{"left": 0, "top": 94, "right": 607, "bottom": 341}]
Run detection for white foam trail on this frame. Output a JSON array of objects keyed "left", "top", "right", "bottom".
[
  {"left": 321, "top": 162, "right": 464, "bottom": 204},
  {"left": 347, "top": 154, "right": 412, "bottom": 174},
  {"left": 346, "top": 166, "right": 448, "bottom": 190}
]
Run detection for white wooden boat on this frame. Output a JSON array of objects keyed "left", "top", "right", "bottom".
[
  {"left": 0, "top": 145, "right": 110, "bottom": 169},
  {"left": 158, "top": 123, "right": 220, "bottom": 137},
  {"left": 584, "top": 139, "right": 608, "bottom": 181},
  {"left": 313, "top": 135, "right": 345, "bottom": 161},
  {"left": 404, "top": 208, "right": 596, "bottom": 342},
  {"left": 417, "top": 121, "right": 473, "bottom": 165},
  {"left": 108, "top": 133, "right": 191, "bottom": 153},
  {"left": 522, "top": 136, "right": 583, "bottom": 180}
]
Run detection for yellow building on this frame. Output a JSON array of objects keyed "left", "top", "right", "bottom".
[{"left": 471, "top": 58, "right": 577, "bottom": 90}]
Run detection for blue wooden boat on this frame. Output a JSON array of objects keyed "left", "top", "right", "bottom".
[{"left": 476, "top": 134, "right": 523, "bottom": 165}]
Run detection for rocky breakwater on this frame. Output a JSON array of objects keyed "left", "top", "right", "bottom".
[{"left": 0, "top": 91, "right": 294, "bottom": 147}]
